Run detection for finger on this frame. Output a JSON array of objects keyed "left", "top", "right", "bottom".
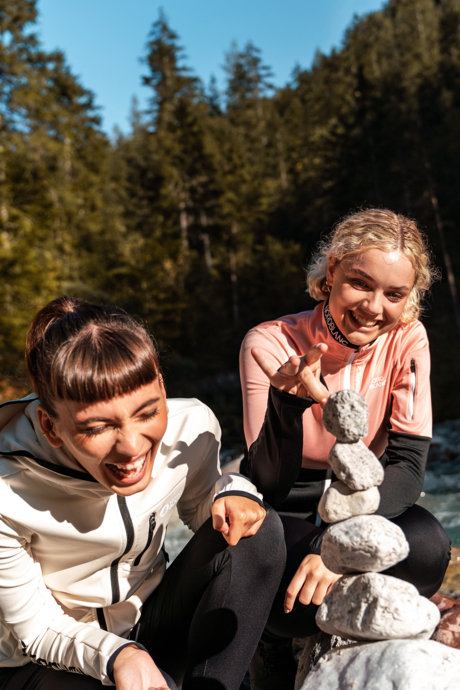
[
  {"left": 304, "top": 343, "right": 328, "bottom": 366},
  {"left": 211, "top": 501, "right": 229, "bottom": 537},
  {"left": 297, "top": 366, "right": 330, "bottom": 402},
  {"left": 277, "top": 355, "right": 302, "bottom": 377},
  {"left": 284, "top": 569, "right": 309, "bottom": 613},
  {"left": 311, "top": 577, "right": 330, "bottom": 606},
  {"left": 239, "top": 507, "right": 266, "bottom": 538},
  {"left": 226, "top": 509, "right": 246, "bottom": 546},
  {"left": 251, "top": 348, "right": 280, "bottom": 380}
]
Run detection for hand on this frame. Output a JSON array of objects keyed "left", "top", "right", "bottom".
[
  {"left": 251, "top": 344, "right": 330, "bottom": 405},
  {"left": 113, "top": 646, "right": 169, "bottom": 690},
  {"left": 284, "top": 553, "right": 341, "bottom": 613},
  {"left": 212, "top": 495, "right": 266, "bottom": 546}
]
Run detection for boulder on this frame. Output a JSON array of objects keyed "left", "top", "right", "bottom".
[
  {"left": 322, "top": 390, "right": 368, "bottom": 443},
  {"left": 328, "top": 440, "right": 384, "bottom": 490},
  {"left": 321, "top": 514, "right": 409, "bottom": 574},
  {"left": 316, "top": 572, "right": 440, "bottom": 641},
  {"left": 294, "top": 632, "right": 358, "bottom": 690},
  {"left": 300, "top": 639, "right": 460, "bottom": 690},
  {"left": 317, "top": 481, "right": 380, "bottom": 523}
]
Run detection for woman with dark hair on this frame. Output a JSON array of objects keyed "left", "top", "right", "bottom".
[
  {"left": 240, "top": 209, "right": 451, "bottom": 689},
  {"left": 0, "top": 297, "right": 285, "bottom": 690}
]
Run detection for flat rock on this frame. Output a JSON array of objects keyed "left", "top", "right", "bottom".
[
  {"left": 328, "top": 440, "right": 384, "bottom": 490},
  {"left": 321, "top": 514, "right": 409, "bottom": 574},
  {"left": 317, "top": 481, "right": 380, "bottom": 523},
  {"left": 322, "top": 390, "right": 368, "bottom": 443},
  {"left": 316, "top": 572, "right": 440, "bottom": 641},
  {"left": 300, "top": 639, "right": 460, "bottom": 690}
]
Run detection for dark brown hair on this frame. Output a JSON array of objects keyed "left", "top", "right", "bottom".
[{"left": 25, "top": 296, "right": 160, "bottom": 417}]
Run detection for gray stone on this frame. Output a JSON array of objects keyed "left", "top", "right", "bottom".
[
  {"left": 300, "top": 639, "right": 460, "bottom": 690},
  {"left": 322, "top": 390, "right": 368, "bottom": 443},
  {"left": 328, "top": 440, "right": 384, "bottom": 490},
  {"left": 321, "top": 514, "right": 410, "bottom": 574},
  {"left": 294, "top": 633, "right": 358, "bottom": 690},
  {"left": 316, "top": 573, "right": 440, "bottom": 641},
  {"left": 317, "top": 481, "right": 380, "bottom": 523}
]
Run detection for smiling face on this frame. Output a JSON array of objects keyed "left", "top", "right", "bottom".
[
  {"left": 37, "top": 379, "right": 168, "bottom": 496},
  {"left": 326, "top": 248, "right": 416, "bottom": 346}
]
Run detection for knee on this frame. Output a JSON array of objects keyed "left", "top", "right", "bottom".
[
  {"left": 238, "top": 504, "right": 286, "bottom": 582},
  {"left": 388, "top": 505, "right": 451, "bottom": 597}
]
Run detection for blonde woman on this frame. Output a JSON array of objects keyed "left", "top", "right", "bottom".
[{"left": 240, "top": 209, "right": 450, "bottom": 690}]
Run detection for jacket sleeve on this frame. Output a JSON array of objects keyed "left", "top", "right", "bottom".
[
  {"left": 374, "top": 327, "right": 432, "bottom": 518},
  {"left": 241, "top": 386, "right": 314, "bottom": 508},
  {"left": 176, "top": 404, "right": 263, "bottom": 533},
  {"left": 0, "top": 505, "right": 144, "bottom": 685}
]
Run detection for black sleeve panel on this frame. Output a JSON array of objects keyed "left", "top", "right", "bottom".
[
  {"left": 240, "top": 386, "right": 314, "bottom": 508},
  {"left": 375, "top": 430, "right": 431, "bottom": 519}
]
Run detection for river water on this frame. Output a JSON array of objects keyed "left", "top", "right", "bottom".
[{"left": 164, "top": 421, "right": 460, "bottom": 562}]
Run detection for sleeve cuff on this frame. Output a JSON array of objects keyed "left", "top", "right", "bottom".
[
  {"left": 107, "top": 642, "right": 149, "bottom": 684},
  {"left": 213, "top": 490, "right": 264, "bottom": 508},
  {"left": 270, "top": 385, "right": 316, "bottom": 410}
]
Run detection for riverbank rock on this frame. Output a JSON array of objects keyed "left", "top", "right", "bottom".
[
  {"left": 316, "top": 573, "right": 440, "bottom": 641},
  {"left": 322, "top": 390, "right": 368, "bottom": 443},
  {"left": 318, "top": 481, "right": 380, "bottom": 523},
  {"left": 294, "top": 632, "right": 359, "bottom": 690},
  {"left": 431, "top": 592, "right": 460, "bottom": 649},
  {"left": 321, "top": 514, "right": 409, "bottom": 574},
  {"left": 439, "top": 546, "right": 460, "bottom": 600},
  {"left": 300, "top": 639, "right": 460, "bottom": 690},
  {"left": 328, "top": 440, "right": 384, "bottom": 490}
]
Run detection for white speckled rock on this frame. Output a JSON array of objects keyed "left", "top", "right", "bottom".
[
  {"left": 328, "top": 440, "right": 384, "bottom": 490},
  {"left": 317, "top": 481, "right": 380, "bottom": 523},
  {"left": 321, "top": 515, "right": 409, "bottom": 574},
  {"left": 322, "top": 390, "right": 368, "bottom": 443},
  {"left": 316, "top": 573, "right": 440, "bottom": 640},
  {"left": 300, "top": 639, "right": 460, "bottom": 690}
]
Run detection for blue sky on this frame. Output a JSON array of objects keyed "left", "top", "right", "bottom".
[{"left": 36, "top": 0, "right": 385, "bottom": 134}]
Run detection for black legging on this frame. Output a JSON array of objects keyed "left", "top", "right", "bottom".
[
  {"left": 0, "top": 507, "right": 286, "bottom": 690},
  {"left": 266, "top": 503, "right": 451, "bottom": 639}
]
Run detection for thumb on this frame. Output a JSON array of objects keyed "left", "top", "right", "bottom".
[{"left": 212, "top": 501, "right": 230, "bottom": 536}]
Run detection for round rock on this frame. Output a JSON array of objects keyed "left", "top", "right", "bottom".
[
  {"left": 301, "top": 639, "right": 460, "bottom": 690},
  {"left": 317, "top": 481, "right": 380, "bottom": 523},
  {"left": 322, "top": 390, "right": 368, "bottom": 442},
  {"left": 328, "top": 440, "right": 384, "bottom": 490},
  {"left": 321, "top": 514, "right": 409, "bottom": 574},
  {"left": 316, "top": 572, "right": 441, "bottom": 641}
]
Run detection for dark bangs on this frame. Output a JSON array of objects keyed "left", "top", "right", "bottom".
[{"left": 50, "top": 328, "right": 159, "bottom": 406}]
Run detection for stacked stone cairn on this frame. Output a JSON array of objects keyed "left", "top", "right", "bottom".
[{"left": 297, "top": 390, "right": 452, "bottom": 690}]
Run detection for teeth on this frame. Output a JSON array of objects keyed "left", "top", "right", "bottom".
[
  {"left": 352, "top": 312, "right": 378, "bottom": 327},
  {"left": 107, "top": 455, "right": 146, "bottom": 478}
]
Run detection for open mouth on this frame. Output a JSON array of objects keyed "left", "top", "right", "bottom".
[
  {"left": 106, "top": 453, "right": 148, "bottom": 482},
  {"left": 349, "top": 310, "right": 380, "bottom": 329}
]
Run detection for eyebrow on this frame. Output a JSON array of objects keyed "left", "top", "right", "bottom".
[
  {"left": 349, "top": 268, "right": 410, "bottom": 291},
  {"left": 75, "top": 397, "right": 161, "bottom": 425}
]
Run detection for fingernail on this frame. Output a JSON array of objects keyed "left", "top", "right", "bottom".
[{"left": 284, "top": 607, "right": 291, "bottom": 614}]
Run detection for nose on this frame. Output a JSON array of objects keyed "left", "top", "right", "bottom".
[
  {"left": 115, "top": 426, "right": 142, "bottom": 457},
  {"left": 362, "top": 290, "right": 383, "bottom": 316}
]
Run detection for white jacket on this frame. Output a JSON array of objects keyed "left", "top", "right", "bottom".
[{"left": 0, "top": 395, "right": 262, "bottom": 685}]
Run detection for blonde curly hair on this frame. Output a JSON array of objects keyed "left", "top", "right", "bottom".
[{"left": 306, "top": 209, "right": 439, "bottom": 323}]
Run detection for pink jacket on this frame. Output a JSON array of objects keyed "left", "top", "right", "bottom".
[{"left": 240, "top": 301, "right": 432, "bottom": 471}]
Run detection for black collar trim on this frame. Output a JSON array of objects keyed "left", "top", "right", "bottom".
[
  {"left": 0, "top": 450, "right": 98, "bottom": 482},
  {"left": 324, "top": 301, "right": 359, "bottom": 350}
]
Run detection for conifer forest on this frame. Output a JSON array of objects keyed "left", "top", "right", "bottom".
[{"left": 1, "top": 0, "right": 460, "bottom": 448}]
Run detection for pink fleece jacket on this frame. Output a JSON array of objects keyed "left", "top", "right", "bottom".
[{"left": 240, "top": 301, "right": 432, "bottom": 470}]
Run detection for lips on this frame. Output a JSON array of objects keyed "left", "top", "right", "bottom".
[
  {"left": 349, "top": 310, "right": 380, "bottom": 328},
  {"left": 106, "top": 454, "right": 148, "bottom": 482}
]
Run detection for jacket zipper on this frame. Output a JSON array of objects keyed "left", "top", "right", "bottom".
[
  {"left": 408, "top": 359, "right": 416, "bottom": 420},
  {"left": 344, "top": 351, "right": 356, "bottom": 390},
  {"left": 133, "top": 513, "right": 156, "bottom": 567},
  {"left": 110, "top": 496, "right": 135, "bottom": 605}
]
